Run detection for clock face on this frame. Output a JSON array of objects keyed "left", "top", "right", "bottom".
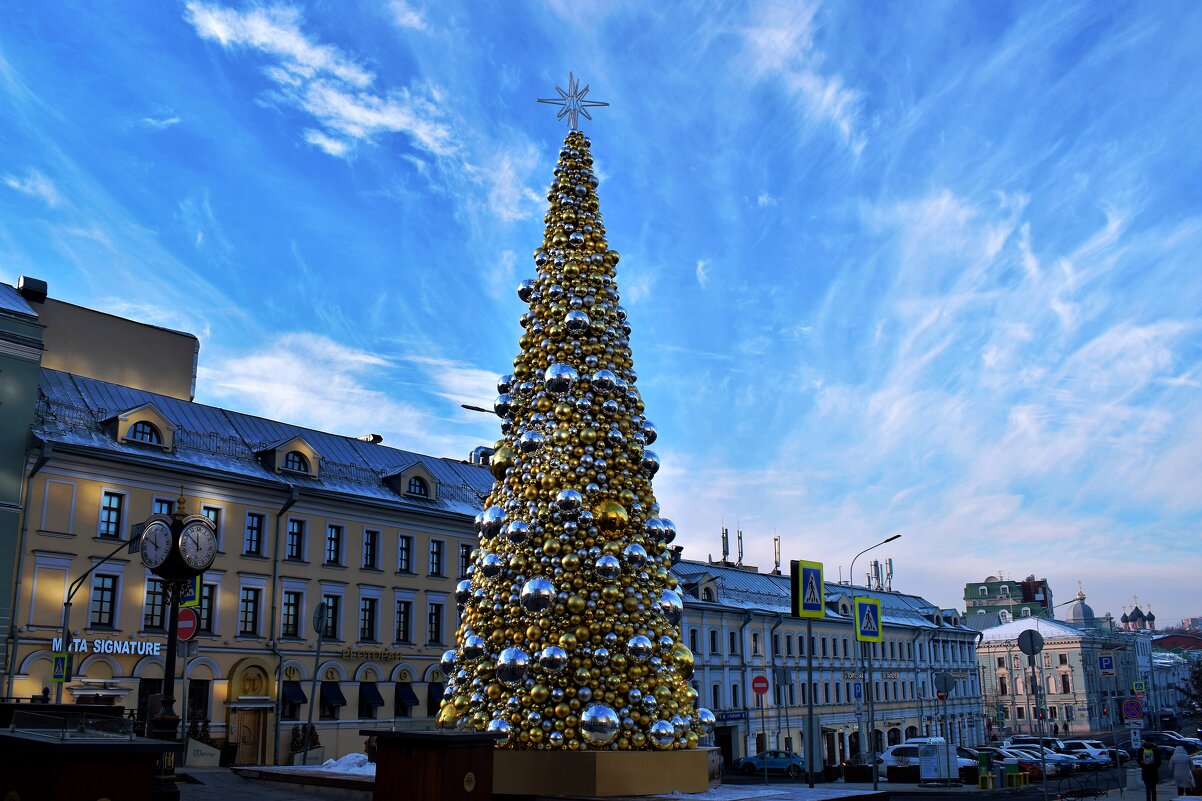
[
  {"left": 139, "top": 520, "right": 172, "bottom": 569},
  {"left": 179, "top": 521, "right": 217, "bottom": 571}
]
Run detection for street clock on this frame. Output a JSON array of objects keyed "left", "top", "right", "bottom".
[{"left": 138, "top": 512, "right": 218, "bottom": 580}]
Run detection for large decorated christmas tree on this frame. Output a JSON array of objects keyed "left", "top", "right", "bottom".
[{"left": 437, "top": 76, "right": 714, "bottom": 752}]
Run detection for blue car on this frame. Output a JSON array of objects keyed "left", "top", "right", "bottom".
[{"left": 733, "top": 750, "right": 806, "bottom": 777}]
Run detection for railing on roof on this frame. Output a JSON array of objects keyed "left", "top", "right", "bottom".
[{"left": 35, "top": 394, "right": 487, "bottom": 505}]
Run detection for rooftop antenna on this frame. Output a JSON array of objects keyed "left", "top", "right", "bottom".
[
  {"left": 721, "top": 527, "right": 729, "bottom": 563},
  {"left": 885, "top": 558, "right": 894, "bottom": 591},
  {"left": 736, "top": 529, "right": 744, "bottom": 566},
  {"left": 773, "top": 534, "right": 781, "bottom": 574}
]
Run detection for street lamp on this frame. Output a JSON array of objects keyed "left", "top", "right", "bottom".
[{"left": 848, "top": 533, "right": 901, "bottom": 765}]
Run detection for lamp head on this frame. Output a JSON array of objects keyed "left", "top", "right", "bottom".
[{"left": 884, "top": 533, "right": 902, "bottom": 543}]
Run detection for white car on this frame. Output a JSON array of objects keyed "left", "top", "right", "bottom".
[
  {"left": 1061, "top": 740, "right": 1113, "bottom": 766},
  {"left": 877, "top": 742, "right": 974, "bottom": 773}
]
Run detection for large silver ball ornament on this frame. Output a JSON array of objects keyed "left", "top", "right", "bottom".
[
  {"left": 643, "top": 517, "right": 664, "bottom": 542},
  {"left": 592, "top": 647, "right": 610, "bottom": 666},
  {"left": 440, "top": 649, "right": 458, "bottom": 674},
  {"left": 496, "top": 647, "right": 530, "bottom": 687},
  {"left": 564, "top": 310, "right": 590, "bottom": 335},
  {"left": 580, "top": 704, "right": 620, "bottom": 746},
  {"left": 659, "top": 518, "right": 677, "bottom": 544},
  {"left": 520, "top": 577, "right": 555, "bottom": 613},
  {"left": 649, "top": 719, "right": 676, "bottom": 750},
  {"left": 486, "top": 717, "right": 513, "bottom": 742},
  {"left": 481, "top": 506, "right": 505, "bottom": 537},
  {"left": 538, "top": 645, "right": 569, "bottom": 673},
  {"left": 641, "top": 450, "right": 661, "bottom": 477},
  {"left": 626, "top": 635, "right": 653, "bottom": 662},
  {"left": 544, "top": 363, "right": 578, "bottom": 394},
  {"left": 642, "top": 694, "right": 658, "bottom": 713},
  {"left": 697, "top": 708, "right": 716, "bottom": 735},
  {"left": 643, "top": 420, "right": 657, "bottom": 444},
  {"left": 672, "top": 714, "right": 688, "bottom": 736},
  {"left": 657, "top": 589, "right": 683, "bottom": 626},
  {"left": 577, "top": 686, "right": 593, "bottom": 703},
  {"left": 462, "top": 634, "right": 487, "bottom": 660},
  {"left": 622, "top": 543, "right": 648, "bottom": 569},
  {"left": 493, "top": 394, "right": 513, "bottom": 418},
  {"left": 519, "top": 430, "right": 545, "bottom": 453},
  {"left": 591, "top": 369, "right": 617, "bottom": 393},
  {"left": 503, "top": 520, "right": 530, "bottom": 545},
  {"left": 594, "top": 554, "right": 621, "bottom": 580},
  {"left": 517, "top": 279, "right": 536, "bottom": 303},
  {"left": 455, "top": 579, "right": 472, "bottom": 605},
  {"left": 497, "top": 373, "right": 514, "bottom": 395},
  {"left": 480, "top": 552, "right": 504, "bottom": 578},
  {"left": 556, "top": 489, "right": 583, "bottom": 517}
]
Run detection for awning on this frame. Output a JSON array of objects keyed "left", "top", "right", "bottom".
[
  {"left": 394, "top": 682, "right": 419, "bottom": 707},
  {"left": 282, "top": 681, "right": 307, "bottom": 705},
  {"left": 320, "top": 681, "right": 347, "bottom": 707},
  {"left": 359, "top": 682, "right": 385, "bottom": 707},
  {"left": 427, "top": 681, "right": 445, "bottom": 708}
]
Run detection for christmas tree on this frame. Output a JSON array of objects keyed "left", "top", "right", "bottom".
[{"left": 437, "top": 78, "right": 714, "bottom": 752}]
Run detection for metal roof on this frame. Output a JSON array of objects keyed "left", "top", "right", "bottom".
[
  {"left": 35, "top": 368, "right": 492, "bottom": 517},
  {"left": 0, "top": 284, "right": 36, "bottom": 317},
  {"left": 978, "top": 617, "right": 1094, "bottom": 642}
]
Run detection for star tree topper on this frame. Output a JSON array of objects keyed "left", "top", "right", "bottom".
[{"left": 537, "top": 72, "right": 608, "bottom": 130}]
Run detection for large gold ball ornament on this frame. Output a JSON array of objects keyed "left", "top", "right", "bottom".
[
  {"left": 672, "top": 643, "right": 695, "bottom": 679},
  {"left": 596, "top": 500, "right": 628, "bottom": 531}
]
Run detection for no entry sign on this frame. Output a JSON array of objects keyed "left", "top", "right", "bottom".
[
  {"left": 752, "top": 675, "right": 769, "bottom": 695},
  {"left": 177, "top": 607, "right": 199, "bottom": 642}
]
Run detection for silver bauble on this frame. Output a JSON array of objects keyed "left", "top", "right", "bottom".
[
  {"left": 455, "top": 579, "right": 472, "bottom": 605},
  {"left": 494, "top": 394, "right": 513, "bottom": 418},
  {"left": 538, "top": 645, "right": 569, "bottom": 673},
  {"left": 641, "top": 450, "right": 660, "bottom": 476},
  {"left": 592, "top": 647, "right": 610, "bottom": 666},
  {"left": 591, "top": 369, "right": 617, "bottom": 393},
  {"left": 480, "top": 552, "right": 504, "bottom": 578},
  {"left": 622, "top": 543, "right": 648, "bottom": 569},
  {"left": 520, "top": 577, "right": 555, "bottom": 613},
  {"left": 626, "top": 635, "right": 653, "bottom": 662},
  {"left": 487, "top": 717, "right": 513, "bottom": 742},
  {"left": 657, "top": 589, "right": 683, "bottom": 626},
  {"left": 643, "top": 420, "right": 657, "bottom": 444},
  {"left": 517, "top": 279, "right": 536, "bottom": 302},
  {"left": 503, "top": 520, "right": 530, "bottom": 545},
  {"left": 577, "top": 686, "right": 593, "bottom": 703},
  {"left": 672, "top": 714, "right": 688, "bottom": 736},
  {"left": 462, "top": 634, "right": 486, "bottom": 660},
  {"left": 649, "top": 719, "right": 676, "bottom": 750},
  {"left": 696, "top": 708, "right": 716, "bottom": 735},
  {"left": 519, "top": 430, "right": 545, "bottom": 453},
  {"left": 496, "top": 647, "right": 530, "bottom": 687},
  {"left": 497, "top": 373, "right": 515, "bottom": 395},
  {"left": 544, "top": 363, "right": 578, "bottom": 394},
  {"left": 556, "top": 488, "right": 583, "bottom": 516},
  {"left": 659, "top": 518, "right": 677, "bottom": 544},
  {"left": 481, "top": 506, "right": 505, "bottom": 537},
  {"left": 642, "top": 694, "right": 658, "bottom": 712},
  {"left": 594, "top": 554, "right": 621, "bottom": 580},
  {"left": 440, "top": 649, "right": 458, "bottom": 674},
  {"left": 565, "top": 310, "right": 590, "bottom": 334},
  {"left": 643, "top": 517, "right": 664, "bottom": 542},
  {"left": 580, "top": 704, "right": 620, "bottom": 746}
]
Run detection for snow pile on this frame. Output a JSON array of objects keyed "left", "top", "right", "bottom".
[{"left": 318, "top": 752, "right": 376, "bottom": 776}]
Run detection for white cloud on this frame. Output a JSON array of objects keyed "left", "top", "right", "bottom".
[
  {"left": 184, "top": 2, "right": 453, "bottom": 158},
  {"left": 469, "top": 144, "right": 542, "bottom": 222},
  {"left": 695, "top": 259, "right": 709, "bottom": 288},
  {"left": 756, "top": 192, "right": 777, "bottom": 208},
  {"left": 389, "top": 1, "right": 428, "bottom": 31},
  {"left": 3, "top": 169, "right": 60, "bottom": 207},
  {"left": 141, "top": 114, "right": 182, "bottom": 129}
]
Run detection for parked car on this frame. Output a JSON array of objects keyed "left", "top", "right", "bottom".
[
  {"left": 877, "top": 743, "right": 974, "bottom": 771},
  {"left": 1156, "top": 730, "right": 1202, "bottom": 749},
  {"left": 733, "top": 750, "right": 806, "bottom": 777},
  {"left": 1061, "top": 740, "right": 1113, "bottom": 768},
  {"left": 977, "top": 746, "right": 1048, "bottom": 780},
  {"left": 1007, "top": 745, "right": 1079, "bottom": 775},
  {"left": 1143, "top": 731, "right": 1199, "bottom": 756},
  {"left": 1005, "top": 735, "right": 1067, "bottom": 752}
]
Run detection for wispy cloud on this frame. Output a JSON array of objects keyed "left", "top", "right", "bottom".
[
  {"left": 3, "top": 168, "right": 60, "bottom": 207},
  {"left": 184, "top": 2, "right": 452, "bottom": 158},
  {"left": 695, "top": 259, "right": 709, "bottom": 288},
  {"left": 141, "top": 112, "right": 181, "bottom": 129},
  {"left": 389, "top": 1, "right": 428, "bottom": 31}
]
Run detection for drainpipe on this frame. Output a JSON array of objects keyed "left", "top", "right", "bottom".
[
  {"left": 770, "top": 613, "right": 785, "bottom": 748},
  {"left": 270, "top": 486, "right": 300, "bottom": 765},
  {"left": 908, "top": 628, "right": 922, "bottom": 739},
  {"left": 739, "top": 612, "right": 753, "bottom": 754},
  {"left": 5, "top": 442, "right": 52, "bottom": 698}
]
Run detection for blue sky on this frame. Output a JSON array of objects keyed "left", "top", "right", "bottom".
[{"left": 2, "top": 2, "right": 1200, "bottom": 623}]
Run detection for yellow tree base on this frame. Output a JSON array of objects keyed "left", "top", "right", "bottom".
[{"left": 493, "top": 746, "right": 721, "bottom": 797}]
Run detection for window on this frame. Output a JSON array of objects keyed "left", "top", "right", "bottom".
[
  {"left": 319, "top": 681, "right": 344, "bottom": 720},
  {"left": 395, "top": 599, "right": 412, "bottom": 642},
  {"left": 843, "top": 638, "right": 849, "bottom": 658},
  {"left": 689, "top": 629, "right": 698, "bottom": 653},
  {"left": 398, "top": 535, "right": 413, "bottom": 573},
  {"left": 239, "top": 588, "right": 261, "bottom": 636},
  {"left": 427, "top": 602, "right": 443, "bottom": 644},
  {"left": 1021, "top": 607, "right": 1032, "bottom": 617},
  {"left": 129, "top": 421, "right": 162, "bottom": 444},
  {"left": 1059, "top": 653, "right": 1068, "bottom": 665},
  {"left": 99, "top": 492, "right": 124, "bottom": 539},
  {"left": 729, "top": 631, "right": 738, "bottom": 655},
  {"left": 283, "top": 451, "right": 309, "bottom": 473},
  {"left": 711, "top": 684, "right": 720, "bottom": 710},
  {"left": 143, "top": 578, "right": 167, "bottom": 630},
  {"left": 202, "top": 506, "right": 221, "bottom": 546},
  {"left": 91, "top": 574, "right": 119, "bottom": 627},
  {"left": 394, "top": 681, "right": 417, "bottom": 718},
  {"left": 786, "top": 636, "right": 793, "bottom": 657},
  {"left": 358, "top": 682, "right": 384, "bottom": 720},
  {"left": 428, "top": 540, "right": 445, "bottom": 576},
  {"left": 282, "top": 591, "right": 302, "bottom": 637},
  {"left": 997, "top": 657, "right": 1005, "bottom": 668},
  {"left": 281, "top": 681, "right": 305, "bottom": 720},
  {"left": 359, "top": 597, "right": 378, "bottom": 642},
  {"left": 322, "top": 594, "right": 341, "bottom": 639},
  {"left": 458, "top": 543, "right": 471, "bottom": 578},
  {"left": 1061, "top": 674, "right": 1071, "bottom": 694},
  {"left": 198, "top": 583, "right": 217, "bottom": 634},
  {"left": 821, "top": 637, "right": 828, "bottom": 657},
  {"left": 1044, "top": 654, "right": 1052, "bottom": 667},
  {"left": 362, "top": 530, "right": 380, "bottom": 569},
  {"left": 732, "top": 684, "right": 741, "bottom": 709},
  {"left": 407, "top": 476, "right": 428, "bottom": 497},
  {"left": 186, "top": 679, "right": 210, "bottom": 724},
  {"left": 153, "top": 498, "right": 174, "bottom": 516},
  {"left": 979, "top": 586, "right": 989, "bottom": 596},
  {"left": 702, "top": 587, "right": 715, "bottom": 602},
  {"left": 709, "top": 630, "right": 718, "bottom": 654},
  {"left": 244, "top": 512, "right": 265, "bottom": 556},
  {"left": 286, "top": 519, "right": 305, "bottom": 560},
  {"left": 751, "top": 632, "right": 761, "bottom": 656},
  {"left": 325, "top": 525, "right": 343, "bottom": 565}
]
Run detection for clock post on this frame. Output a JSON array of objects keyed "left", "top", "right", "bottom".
[{"left": 142, "top": 493, "right": 217, "bottom": 801}]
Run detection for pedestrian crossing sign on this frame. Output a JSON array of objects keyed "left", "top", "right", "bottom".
[
  {"left": 180, "top": 575, "right": 201, "bottom": 609},
  {"left": 854, "top": 597, "right": 882, "bottom": 642},
  {"left": 789, "top": 560, "right": 825, "bottom": 619},
  {"left": 51, "top": 652, "right": 71, "bottom": 683}
]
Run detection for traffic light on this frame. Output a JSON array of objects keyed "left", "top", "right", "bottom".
[{"left": 1102, "top": 704, "right": 1109, "bottom": 716}]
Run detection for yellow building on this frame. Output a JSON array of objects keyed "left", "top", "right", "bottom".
[{"left": 1, "top": 280, "right": 490, "bottom": 765}]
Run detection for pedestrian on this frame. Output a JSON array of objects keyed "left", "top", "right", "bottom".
[
  {"left": 1052, "top": 723, "right": 1059, "bottom": 736},
  {"left": 1139, "top": 743, "right": 1163, "bottom": 801},
  {"left": 1168, "top": 746, "right": 1192, "bottom": 797}
]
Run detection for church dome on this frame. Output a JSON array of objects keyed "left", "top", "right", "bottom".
[{"left": 1066, "top": 590, "right": 1096, "bottom": 626}]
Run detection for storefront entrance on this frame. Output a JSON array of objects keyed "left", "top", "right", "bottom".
[
  {"left": 231, "top": 707, "right": 266, "bottom": 765},
  {"left": 714, "top": 726, "right": 734, "bottom": 767}
]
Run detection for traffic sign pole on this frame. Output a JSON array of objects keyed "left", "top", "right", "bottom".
[
  {"left": 303, "top": 601, "right": 328, "bottom": 767},
  {"left": 753, "top": 675, "right": 770, "bottom": 786}
]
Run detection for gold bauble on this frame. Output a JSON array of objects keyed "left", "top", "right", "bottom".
[
  {"left": 561, "top": 553, "right": 580, "bottom": 570},
  {"left": 437, "top": 703, "right": 460, "bottom": 726},
  {"left": 631, "top": 732, "right": 647, "bottom": 748},
  {"left": 530, "top": 684, "right": 550, "bottom": 704},
  {"left": 490, "top": 446, "right": 515, "bottom": 478},
  {"left": 580, "top": 427, "right": 598, "bottom": 445},
  {"left": 554, "top": 402, "right": 573, "bottom": 420},
  {"left": 685, "top": 731, "right": 699, "bottom": 749},
  {"left": 559, "top": 632, "right": 577, "bottom": 650},
  {"left": 543, "top": 539, "right": 562, "bottom": 557},
  {"left": 672, "top": 643, "right": 695, "bottom": 678},
  {"left": 596, "top": 500, "right": 628, "bottom": 531},
  {"left": 566, "top": 595, "right": 586, "bottom": 614}
]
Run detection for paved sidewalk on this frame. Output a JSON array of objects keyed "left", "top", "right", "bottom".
[{"left": 180, "top": 768, "right": 333, "bottom": 801}]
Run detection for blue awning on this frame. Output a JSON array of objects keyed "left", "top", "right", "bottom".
[
  {"left": 359, "top": 682, "right": 385, "bottom": 707},
  {"left": 394, "top": 682, "right": 419, "bottom": 707},
  {"left": 282, "top": 681, "right": 307, "bottom": 704},
  {"left": 320, "top": 681, "right": 347, "bottom": 707}
]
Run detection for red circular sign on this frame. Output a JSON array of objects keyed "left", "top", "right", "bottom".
[
  {"left": 752, "top": 675, "right": 769, "bottom": 695},
  {"left": 177, "top": 607, "right": 199, "bottom": 642},
  {"left": 936, "top": 691, "right": 948, "bottom": 701}
]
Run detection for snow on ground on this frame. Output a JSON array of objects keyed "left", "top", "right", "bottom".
[{"left": 319, "top": 753, "right": 376, "bottom": 775}]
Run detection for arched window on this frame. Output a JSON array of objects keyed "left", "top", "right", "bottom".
[
  {"left": 129, "top": 421, "right": 162, "bottom": 445},
  {"left": 701, "top": 587, "right": 715, "bottom": 602},
  {"left": 283, "top": 451, "right": 309, "bottom": 473},
  {"left": 406, "top": 476, "right": 429, "bottom": 497}
]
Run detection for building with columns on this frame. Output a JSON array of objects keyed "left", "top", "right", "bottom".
[{"left": 672, "top": 558, "right": 983, "bottom": 768}]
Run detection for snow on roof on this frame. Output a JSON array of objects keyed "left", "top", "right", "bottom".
[{"left": 979, "top": 616, "right": 1091, "bottom": 642}]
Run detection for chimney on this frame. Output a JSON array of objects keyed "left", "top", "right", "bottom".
[
  {"left": 468, "top": 446, "right": 495, "bottom": 466},
  {"left": 356, "top": 433, "right": 384, "bottom": 444},
  {"left": 17, "top": 276, "right": 47, "bottom": 303}
]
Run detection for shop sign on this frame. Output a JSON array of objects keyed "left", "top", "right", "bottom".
[
  {"left": 842, "top": 670, "right": 901, "bottom": 679},
  {"left": 717, "top": 711, "right": 747, "bottom": 722},
  {"left": 53, "top": 637, "right": 163, "bottom": 656},
  {"left": 340, "top": 647, "right": 407, "bottom": 662}
]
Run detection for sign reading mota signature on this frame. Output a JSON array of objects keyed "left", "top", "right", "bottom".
[{"left": 53, "top": 637, "right": 164, "bottom": 655}]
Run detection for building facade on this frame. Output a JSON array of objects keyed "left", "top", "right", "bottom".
[
  {"left": 0, "top": 279, "right": 492, "bottom": 764},
  {"left": 672, "top": 559, "right": 984, "bottom": 768},
  {"left": 963, "top": 575, "right": 1054, "bottom": 620}
]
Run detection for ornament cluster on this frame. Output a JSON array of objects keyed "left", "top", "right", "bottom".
[{"left": 438, "top": 130, "right": 715, "bottom": 751}]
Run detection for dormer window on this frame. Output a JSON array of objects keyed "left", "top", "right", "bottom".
[
  {"left": 283, "top": 451, "right": 310, "bottom": 473},
  {"left": 407, "top": 476, "right": 429, "bottom": 498},
  {"left": 701, "top": 587, "right": 715, "bottom": 602},
  {"left": 129, "top": 421, "right": 162, "bottom": 445}
]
